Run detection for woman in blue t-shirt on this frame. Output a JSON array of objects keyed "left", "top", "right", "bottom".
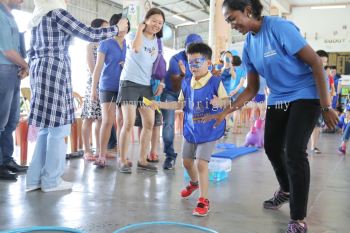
[
  {"left": 220, "top": 51, "right": 235, "bottom": 94},
  {"left": 230, "top": 56, "right": 246, "bottom": 98},
  {"left": 91, "top": 14, "right": 129, "bottom": 167},
  {"left": 207, "top": 0, "right": 339, "bottom": 232}
]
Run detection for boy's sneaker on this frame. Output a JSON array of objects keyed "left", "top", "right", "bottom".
[
  {"left": 263, "top": 189, "right": 290, "bottom": 210},
  {"left": 285, "top": 221, "right": 307, "bottom": 233},
  {"left": 42, "top": 180, "right": 73, "bottom": 192},
  {"left": 338, "top": 147, "right": 346, "bottom": 155},
  {"left": 180, "top": 182, "right": 199, "bottom": 198},
  {"left": 192, "top": 197, "right": 210, "bottom": 217}
]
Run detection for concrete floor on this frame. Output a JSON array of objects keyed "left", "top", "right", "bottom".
[{"left": 1, "top": 131, "right": 350, "bottom": 233}]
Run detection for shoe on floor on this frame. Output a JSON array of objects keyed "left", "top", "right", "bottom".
[
  {"left": 118, "top": 163, "right": 132, "bottom": 174},
  {"left": 338, "top": 146, "right": 346, "bottom": 155},
  {"left": 0, "top": 166, "right": 17, "bottom": 181},
  {"left": 192, "top": 197, "right": 210, "bottom": 217},
  {"left": 285, "top": 221, "right": 307, "bottom": 233},
  {"left": 4, "top": 159, "right": 28, "bottom": 173},
  {"left": 163, "top": 157, "right": 175, "bottom": 170},
  {"left": 181, "top": 181, "right": 198, "bottom": 198},
  {"left": 42, "top": 180, "right": 73, "bottom": 192},
  {"left": 311, "top": 147, "right": 321, "bottom": 154},
  {"left": 26, "top": 184, "right": 41, "bottom": 192},
  {"left": 263, "top": 189, "right": 290, "bottom": 210},
  {"left": 137, "top": 162, "right": 158, "bottom": 172}
]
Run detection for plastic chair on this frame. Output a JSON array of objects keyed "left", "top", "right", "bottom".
[{"left": 15, "top": 87, "right": 31, "bottom": 165}]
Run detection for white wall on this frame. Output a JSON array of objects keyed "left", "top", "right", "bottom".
[{"left": 286, "top": 6, "right": 350, "bottom": 52}]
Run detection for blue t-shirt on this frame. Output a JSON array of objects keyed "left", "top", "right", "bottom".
[
  {"left": 98, "top": 38, "right": 126, "bottom": 92},
  {"left": 232, "top": 66, "right": 246, "bottom": 94},
  {"left": 0, "top": 4, "right": 20, "bottom": 65},
  {"left": 257, "top": 76, "right": 267, "bottom": 95},
  {"left": 242, "top": 16, "right": 321, "bottom": 105},
  {"left": 221, "top": 68, "right": 233, "bottom": 93},
  {"left": 164, "top": 50, "right": 191, "bottom": 92},
  {"left": 120, "top": 33, "right": 159, "bottom": 86}
]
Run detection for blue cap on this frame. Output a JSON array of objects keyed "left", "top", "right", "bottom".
[
  {"left": 185, "top": 34, "right": 203, "bottom": 47},
  {"left": 346, "top": 105, "right": 350, "bottom": 111}
]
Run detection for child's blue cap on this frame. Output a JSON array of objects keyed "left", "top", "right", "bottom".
[
  {"left": 185, "top": 34, "right": 203, "bottom": 47},
  {"left": 346, "top": 105, "right": 350, "bottom": 111}
]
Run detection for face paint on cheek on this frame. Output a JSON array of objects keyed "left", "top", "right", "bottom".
[{"left": 189, "top": 57, "right": 206, "bottom": 69}]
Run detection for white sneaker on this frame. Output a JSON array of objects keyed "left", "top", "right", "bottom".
[
  {"left": 42, "top": 180, "right": 73, "bottom": 192},
  {"left": 26, "top": 185, "right": 41, "bottom": 192}
]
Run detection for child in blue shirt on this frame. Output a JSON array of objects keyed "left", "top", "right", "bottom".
[
  {"left": 338, "top": 105, "right": 350, "bottom": 155},
  {"left": 154, "top": 43, "right": 228, "bottom": 217}
]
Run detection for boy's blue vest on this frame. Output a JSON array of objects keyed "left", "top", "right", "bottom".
[{"left": 182, "top": 76, "right": 226, "bottom": 144}]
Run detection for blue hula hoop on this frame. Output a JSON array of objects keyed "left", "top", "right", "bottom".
[
  {"left": 0, "top": 226, "right": 82, "bottom": 233},
  {"left": 113, "top": 221, "right": 219, "bottom": 233}
]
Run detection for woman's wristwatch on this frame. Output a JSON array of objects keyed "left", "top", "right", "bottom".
[{"left": 320, "top": 105, "right": 331, "bottom": 112}]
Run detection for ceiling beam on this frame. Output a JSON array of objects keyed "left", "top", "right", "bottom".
[
  {"left": 183, "top": 0, "right": 209, "bottom": 14},
  {"left": 290, "top": 2, "right": 350, "bottom": 8},
  {"left": 198, "top": 0, "right": 210, "bottom": 13},
  {"left": 154, "top": 0, "right": 208, "bottom": 14},
  {"left": 152, "top": 2, "right": 197, "bottom": 23}
]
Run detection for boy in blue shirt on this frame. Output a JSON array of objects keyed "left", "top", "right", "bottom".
[
  {"left": 153, "top": 43, "right": 228, "bottom": 216},
  {"left": 161, "top": 33, "right": 203, "bottom": 170}
]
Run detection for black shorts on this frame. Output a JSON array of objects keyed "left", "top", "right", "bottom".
[
  {"left": 117, "top": 80, "right": 153, "bottom": 107},
  {"left": 99, "top": 90, "right": 118, "bottom": 103},
  {"left": 134, "top": 108, "right": 163, "bottom": 127}
]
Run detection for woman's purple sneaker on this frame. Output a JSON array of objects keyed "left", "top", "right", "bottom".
[{"left": 285, "top": 221, "right": 307, "bottom": 233}]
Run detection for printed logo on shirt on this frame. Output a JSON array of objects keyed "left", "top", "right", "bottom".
[
  {"left": 144, "top": 46, "right": 157, "bottom": 57},
  {"left": 264, "top": 49, "right": 277, "bottom": 58}
]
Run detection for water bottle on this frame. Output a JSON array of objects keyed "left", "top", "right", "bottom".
[{"left": 183, "top": 158, "right": 232, "bottom": 182}]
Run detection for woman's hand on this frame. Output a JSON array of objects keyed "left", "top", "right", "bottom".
[
  {"left": 18, "top": 67, "right": 29, "bottom": 80},
  {"left": 200, "top": 111, "right": 227, "bottom": 128},
  {"left": 117, "top": 18, "right": 129, "bottom": 34},
  {"left": 91, "top": 89, "right": 98, "bottom": 102},
  {"left": 322, "top": 109, "right": 339, "bottom": 129},
  {"left": 137, "top": 22, "right": 146, "bottom": 32},
  {"left": 154, "top": 83, "right": 164, "bottom": 96}
]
